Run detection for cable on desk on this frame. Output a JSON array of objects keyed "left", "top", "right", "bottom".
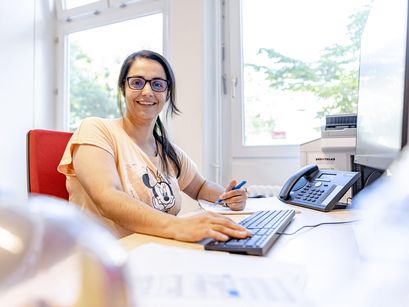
[{"left": 277, "top": 220, "right": 360, "bottom": 236}]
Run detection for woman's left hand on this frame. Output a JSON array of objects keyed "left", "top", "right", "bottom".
[{"left": 217, "top": 180, "right": 247, "bottom": 211}]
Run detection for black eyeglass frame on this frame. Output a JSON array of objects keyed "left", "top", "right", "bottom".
[{"left": 126, "top": 76, "right": 169, "bottom": 92}]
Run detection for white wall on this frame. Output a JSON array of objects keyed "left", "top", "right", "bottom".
[
  {"left": 231, "top": 158, "right": 300, "bottom": 186},
  {"left": 169, "top": 0, "right": 206, "bottom": 173},
  {"left": 168, "top": 0, "right": 214, "bottom": 211},
  {"left": 0, "top": 1, "right": 55, "bottom": 197},
  {"left": 34, "top": 1, "right": 56, "bottom": 129}
]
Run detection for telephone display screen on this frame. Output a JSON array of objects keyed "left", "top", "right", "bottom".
[{"left": 318, "top": 173, "right": 336, "bottom": 181}]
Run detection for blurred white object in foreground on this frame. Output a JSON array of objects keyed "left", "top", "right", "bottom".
[
  {"left": 334, "top": 146, "right": 409, "bottom": 307},
  {"left": 0, "top": 196, "right": 135, "bottom": 307}
]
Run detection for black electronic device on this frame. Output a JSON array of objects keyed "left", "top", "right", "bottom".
[
  {"left": 279, "top": 164, "right": 360, "bottom": 212},
  {"left": 203, "top": 209, "right": 295, "bottom": 256}
]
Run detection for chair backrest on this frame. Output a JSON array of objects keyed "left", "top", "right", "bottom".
[{"left": 27, "top": 129, "right": 73, "bottom": 200}]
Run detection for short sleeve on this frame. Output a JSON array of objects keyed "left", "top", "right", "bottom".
[
  {"left": 173, "top": 144, "right": 203, "bottom": 190},
  {"left": 57, "top": 117, "right": 115, "bottom": 176}
]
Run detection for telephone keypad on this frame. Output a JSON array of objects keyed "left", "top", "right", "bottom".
[{"left": 296, "top": 182, "right": 327, "bottom": 204}]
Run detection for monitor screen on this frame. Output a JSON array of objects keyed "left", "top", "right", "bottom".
[{"left": 354, "top": 0, "right": 409, "bottom": 170}]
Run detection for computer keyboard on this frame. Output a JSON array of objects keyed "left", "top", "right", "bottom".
[{"left": 203, "top": 209, "right": 295, "bottom": 256}]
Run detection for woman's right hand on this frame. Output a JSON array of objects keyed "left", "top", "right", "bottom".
[{"left": 171, "top": 211, "right": 252, "bottom": 242}]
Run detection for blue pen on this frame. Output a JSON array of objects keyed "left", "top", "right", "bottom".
[{"left": 216, "top": 180, "right": 247, "bottom": 205}]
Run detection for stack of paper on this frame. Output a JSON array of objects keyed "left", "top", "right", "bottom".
[{"left": 128, "top": 243, "right": 311, "bottom": 307}]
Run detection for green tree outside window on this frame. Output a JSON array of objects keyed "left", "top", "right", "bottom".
[{"left": 246, "top": 5, "right": 372, "bottom": 123}]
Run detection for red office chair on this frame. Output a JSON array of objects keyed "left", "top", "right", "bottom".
[{"left": 27, "top": 129, "right": 73, "bottom": 200}]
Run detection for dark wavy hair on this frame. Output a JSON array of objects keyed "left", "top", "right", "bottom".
[{"left": 117, "top": 50, "right": 181, "bottom": 177}]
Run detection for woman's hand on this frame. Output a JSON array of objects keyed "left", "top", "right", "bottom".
[
  {"left": 171, "top": 211, "right": 252, "bottom": 242},
  {"left": 217, "top": 180, "right": 248, "bottom": 211}
]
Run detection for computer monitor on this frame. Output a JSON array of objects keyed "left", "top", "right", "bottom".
[{"left": 354, "top": 0, "right": 409, "bottom": 178}]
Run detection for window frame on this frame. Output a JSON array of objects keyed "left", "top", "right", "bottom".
[
  {"left": 55, "top": 0, "right": 169, "bottom": 130},
  {"left": 223, "top": 0, "right": 303, "bottom": 159},
  {"left": 56, "top": 0, "right": 109, "bottom": 22}
]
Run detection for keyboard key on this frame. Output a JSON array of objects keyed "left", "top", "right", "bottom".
[
  {"left": 244, "top": 235, "right": 263, "bottom": 247},
  {"left": 256, "top": 228, "right": 268, "bottom": 235},
  {"left": 225, "top": 239, "right": 245, "bottom": 247}
]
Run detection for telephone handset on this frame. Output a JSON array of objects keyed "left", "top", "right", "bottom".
[{"left": 279, "top": 164, "right": 360, "bottom": 212}]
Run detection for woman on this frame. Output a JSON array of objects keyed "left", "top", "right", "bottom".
[{"left": 58, "top": 50, "right": 251, "bottom": 242}]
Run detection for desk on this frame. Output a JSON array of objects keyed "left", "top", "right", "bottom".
[{"left": 120, "top": 202, "right": 363, "bottom": 306}]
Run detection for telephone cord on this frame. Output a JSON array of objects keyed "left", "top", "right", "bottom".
[{"left": 277, "top": 219, "right": 360, "bottom": 236}]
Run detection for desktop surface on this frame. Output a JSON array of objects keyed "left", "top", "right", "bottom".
[{"left": 120, "top": 199, "right": 362, "bottom": 306}]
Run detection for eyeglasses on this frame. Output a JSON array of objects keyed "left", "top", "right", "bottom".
[{"left": 126, "top": 76, "right": 169, "bottom": 92}]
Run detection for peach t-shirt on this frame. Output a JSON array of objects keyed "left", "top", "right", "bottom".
[{"left": 58, "top": 117, "right": 199, "bottom": 237}]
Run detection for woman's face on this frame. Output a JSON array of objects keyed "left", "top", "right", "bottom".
[{"left": 124, "top": 58, "right": 168, "bottom": 124}]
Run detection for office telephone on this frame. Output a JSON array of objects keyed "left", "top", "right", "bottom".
[{"left": 279, "top": 164, "right": 360, "bottom": 212}]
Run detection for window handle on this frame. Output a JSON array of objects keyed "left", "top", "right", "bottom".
[{"left": 231, "top": 77, "right": 238, "bottom": 99}]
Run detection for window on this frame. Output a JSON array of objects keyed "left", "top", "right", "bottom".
[
  {"left": 56, "top": 0, "right": 166, "bottom": 130},
  {"left": 67, "top": 14, "right": 162, "bottom": 129},
  {"left": 225, "top": 0, "right": 373, "bottom": 156}
]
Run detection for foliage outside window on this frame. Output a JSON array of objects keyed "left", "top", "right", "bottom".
[
  {"left": 67, "top": 14, "right": 163, "bottom": 130},
  {"left": 241, "top": 0, "right": 373, "bottom": 146},
  {"left": 69, "top": 42, "right": 120, "bottom": 129}
]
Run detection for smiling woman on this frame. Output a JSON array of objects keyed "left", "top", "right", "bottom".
[{"left": 57, "top": 50, "right": 252, "bottom": 243}]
